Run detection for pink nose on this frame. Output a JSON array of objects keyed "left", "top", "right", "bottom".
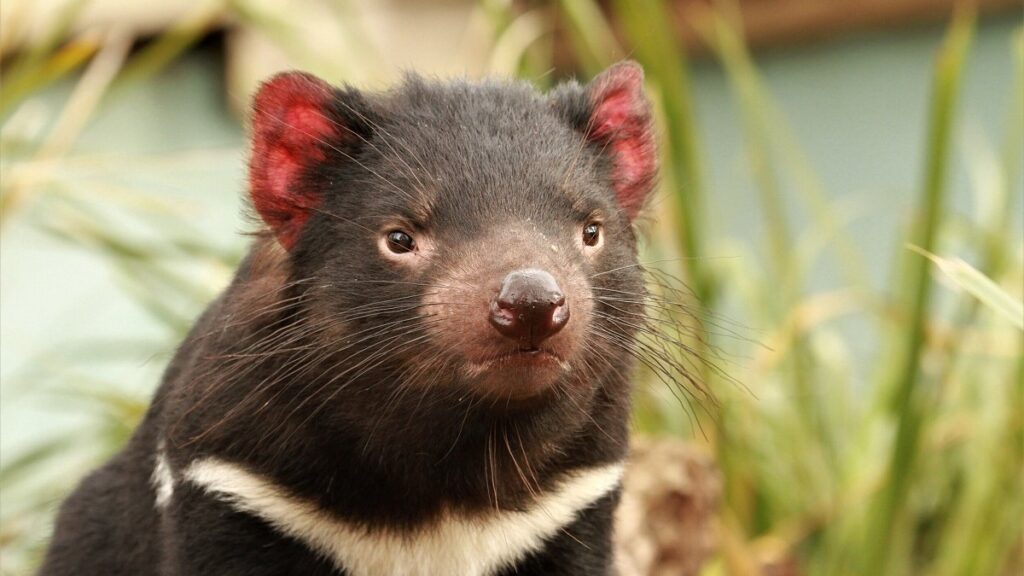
[{"left": 488, "top": 269, "right": 570, "bottom": 349}]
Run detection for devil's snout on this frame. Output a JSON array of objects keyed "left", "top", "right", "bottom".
[{"left": 489, "top": 269, "right": 570, "bottom": 348}]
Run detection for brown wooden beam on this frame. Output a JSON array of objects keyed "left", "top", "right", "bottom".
[{"left": 667, "top": 0, "right": 1023, "bottom": 55}]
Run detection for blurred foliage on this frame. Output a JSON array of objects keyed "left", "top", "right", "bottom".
[{"left": 2, "top": 0, "right": 1023, "bottom": 575}]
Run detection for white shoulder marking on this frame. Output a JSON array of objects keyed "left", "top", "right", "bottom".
[
  {"left": 152, "top": 444, "right": 174, "bottom": 508},
  {"left": 184, "top": 457, "right": 623, "bottom": 576}
]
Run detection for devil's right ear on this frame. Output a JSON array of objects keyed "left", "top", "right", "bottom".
[
  {"left": 550, "top": 61, "right": 658, "bottom": 221},
  {"left": 248, "top": 72, "right": 369, "bottom": 249}
]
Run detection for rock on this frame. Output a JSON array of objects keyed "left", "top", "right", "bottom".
[{"left": 615, "top": 437, "right": 721, "bottom": 576}]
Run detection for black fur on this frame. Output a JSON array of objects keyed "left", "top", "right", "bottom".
[{"left": 40, "top": 67, "right": 655, "bottom": 575}]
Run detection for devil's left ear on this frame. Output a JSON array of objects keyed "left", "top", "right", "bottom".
[
  {"left": 552, "top": 61, "right": 658, "bottom": 220},
  {"left": 248, "top": 72, "right": 363, "bottom": 249}
]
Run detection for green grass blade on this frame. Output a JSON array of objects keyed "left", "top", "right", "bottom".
[
  {"left": 113, "top": 0, "right": 225, "bottom": 88},
  {"left": 864, "top": 11, "right": 976, "bottom": 575},
  {"left": 696, "top": 7, "right": 870, "bottom": 296},
  {"left": 556, "top": 0, "right": 623, "bottom": 75},
  {"left": 909, "top": 246, "right": 1023, "bottom": 330},
  {"left": 610, "top": 0, "right": 712, "bottom": 307},
  {"left": 0, "top": 0, "right": 94, "bottom": 117}
]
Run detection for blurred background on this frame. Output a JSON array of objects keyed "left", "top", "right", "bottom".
[{"left": 1, "top": 0, "right": 1022, "bottom": 574}]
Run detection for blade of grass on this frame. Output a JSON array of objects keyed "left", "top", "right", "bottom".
[
  {"left": 609, "top": 0, "right": 712, "bottom": 308},
  {"left": 698, "top": 9, "right": 848, "bottom": 510},
  {"left": 704, "top": 13, "right": 792, "bottom": 292},
  {"left": 556, "top": 0, "right": 624, "bottom": 76},
  {"left": 0, "top": 0, "right": 94, "bottom": 117},
  {"left": 925, "top": 45, "right": 1024, "bottom": 572},
  {"left": 935, "top": 27, "right": 1024, "bottom": 382},
  {"left": 864, "top": 11, "right": 975, "bottom": 575},
  {"left": 694, "top": 3, "right": 871, "bottom": 295},
  {"left": 1, "top": 31, "right": 131, "bottom": 225},
  {"left": 0, "top": 38, "right": 99, "bottom": 119},
  {"left": 113, "top": 0, "right": 225, "bottom": 89},
  {"left": 486, "top": 9, "right": 550, "bottom": 76},
  {"left": 909, "top": 246, "right": 1023, "bottom": 330},
  {"left": 0, "top": 438, "right": 74, "bottom": 487}
]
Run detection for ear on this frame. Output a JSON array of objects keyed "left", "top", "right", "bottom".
[
  {"left": 554, "top": 61, "right": 658, "bottom": 220},
  {"left": 248, "top": 72, "right": 345, "bottom": 249}
]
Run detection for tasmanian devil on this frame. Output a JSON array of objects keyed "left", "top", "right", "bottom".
[{"left": 39, "top": 60, "right": 661, "bottom": 576}]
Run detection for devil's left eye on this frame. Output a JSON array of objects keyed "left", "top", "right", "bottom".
[
  {"left": 582, "top": 223, "right": 602, "bottom": 247},
  {"left": 386, "top": 230, "right": 416, "bottom": 253}
]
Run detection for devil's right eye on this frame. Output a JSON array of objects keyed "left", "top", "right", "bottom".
[{"left": 386, "top": 230, "right": 416, "bottom": 253}]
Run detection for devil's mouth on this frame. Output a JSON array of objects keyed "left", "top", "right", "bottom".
[
  {"left": 505, "top": 351, "right": 564, "bottom": 371},
  {"left": 458, "top": 346, "right": 573, "bottom": 403},
  {"left": 495, "top": 347, "right": 562, "bottom": 363},
  {"left": 515, "top": 345, "right": 554, "bottom": 356},
  {"left": 464, "top": 348, "right": 567, "bottom": 374}
]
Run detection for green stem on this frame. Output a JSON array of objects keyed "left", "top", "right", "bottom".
[
  {"left": 935, "top": 26, "right": 1023, "bottom": 389},
  {"left": 556, "top": 0, "right": 624, "bottom": 77},
  {"left": 864, "top": 12, "right": 975, "bottom": 575}
]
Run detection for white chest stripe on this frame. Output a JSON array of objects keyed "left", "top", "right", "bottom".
[
  {"left": 152, "top": 446, "right": 174, "bottom": 508},
  {"left": 184, "top": 457, "right": 623, "bottom": 576}
]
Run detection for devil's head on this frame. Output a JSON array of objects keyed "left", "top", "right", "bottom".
[{"left": 240, "top": 62, "right": 658, "bottom": 468}]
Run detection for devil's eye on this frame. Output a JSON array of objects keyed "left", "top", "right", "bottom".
[
  {"left": 386, "top": 230, "right": 416, "bottom": 253},
  {"left": 582, "top": 223, "right": 602, "bottom": 247}
]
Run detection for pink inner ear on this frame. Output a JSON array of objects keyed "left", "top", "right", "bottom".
[
  {"left": 587, "top": 64, "right": 657, "bottom": 220},
  {"left": 249, "top": 73, "right": 338, "bottom": 248}
]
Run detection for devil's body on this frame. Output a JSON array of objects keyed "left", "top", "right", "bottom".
[{"left": 40, "top": 63, "right": 658, "bottom": 576}]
